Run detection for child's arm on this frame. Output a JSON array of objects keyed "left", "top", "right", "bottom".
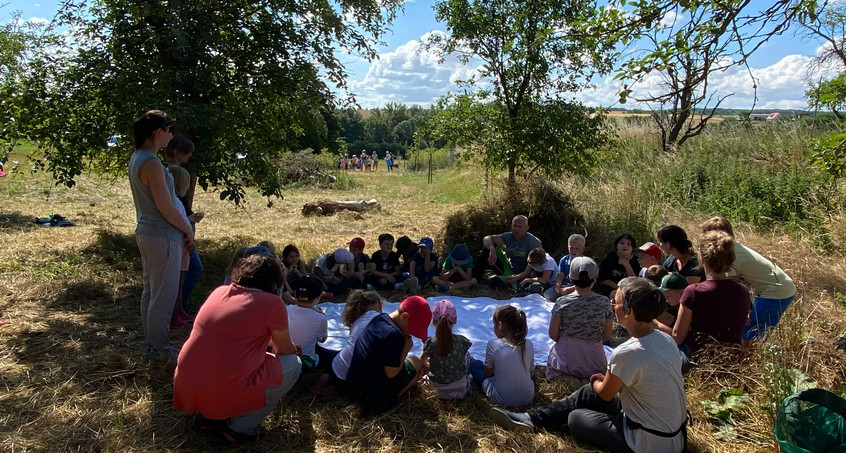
[
  {"left": 591, "top": 370, "right": 624, "bottom": 401},
  {"left": 484, "top": 340, "right": 496, "bottom": 376},
  {"left": 670, "top": 304, "right": 693, "bottom": 345},
  {"left": 384, "top": 335, "right": 413, "bottom": 378},
  {"left": 423, "top": 252, "right": 436, "bottom": 272},
  {"left": 453, "top": 263, "right": 473, "bottom": 281},
  {"left": 507, "top": 266, "right": 532, "bottom": 283},
  {"left": 270, "top": 327, "right": 299, "bottom": 356},
  {"left": 548, "top": 316, "right": 561, "bottom": 341},
  {"left": 408, "top": 259, "right": 417, "bottom": 277},
  {"left": 521, "top": 269, "right": 553, "bottom": 287}
]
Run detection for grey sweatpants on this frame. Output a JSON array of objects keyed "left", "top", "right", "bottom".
[{"left": 137, "top": 233, "right": 182, "bottom": 349}]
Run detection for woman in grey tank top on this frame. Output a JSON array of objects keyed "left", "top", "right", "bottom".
[{"left": 130, "top": 110, "right": 195, "bottom": 362}]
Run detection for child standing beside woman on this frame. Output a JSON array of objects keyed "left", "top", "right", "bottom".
[{"left": 469, "top": 305, "right": 535, "bottom": 407}]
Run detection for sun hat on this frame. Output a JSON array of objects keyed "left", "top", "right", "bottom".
[
  {"left": 448, "top": 243, "right": 471, "bottom": 265},
  {"left": 636, "top": 242, "right": 662, "bottom": 261},
  {"left": 333, "top": 248, "right": 354, "bottom": 264},
  {"left": 296, "top": 276, "right": 324, "bottom": 301},
  {"left": 418, "top": 237, "right": 434, "bottom": 249},
  {"left": 400, "top": 295, "right": 433, "bottom": 340},
  {"left": 569, "top": 256, "right": 599, "bottom": 281},
  {"left": 660, "top": 273, "right": 689, "bottom": 291},
  {"left": 432, "top": 299, "right": 457, "bottom": 324},
  {"left": 349, "top": 237, "right": 365, "bottom": 249}
]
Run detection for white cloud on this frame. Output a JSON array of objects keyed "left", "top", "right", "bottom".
[
  {"left": 347, "top": 30, "right": 482, "bottom": 107},
  {"left": 571, "top": 54, "right": 824, "bottom": 110},
  {"left": 659, "top": 10, "right": 684, "bottom": 27}
]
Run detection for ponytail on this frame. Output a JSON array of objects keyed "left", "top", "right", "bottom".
[
  {"left": 435, "top": 316, "right": 454, "bottom": 357},
  {"left": 493, "top": 305, "right": 529, "bottom": 369}
]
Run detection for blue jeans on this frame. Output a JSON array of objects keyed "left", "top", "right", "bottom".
[
  {"left": 742, "top": 295, "right": 794, "bottom": 340},
  {"left": 182, "top": 249, "right": 203, "bottom": 313},
  {"left": 469, "top": 359, "right": 488, "bottom": 387}
]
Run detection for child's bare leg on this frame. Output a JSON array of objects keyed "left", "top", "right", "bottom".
[
  {"left": 171, "top": 272, "right": 186, "bottom": 321},
  {"left": 452, "top": 278, "right": 478, "bottom": 289},
  {"left": 399, "top": 355, "right": 425, "bottom": 396},
  {"left": 431, "top": 276, "right": 450, "bottom": 286}
]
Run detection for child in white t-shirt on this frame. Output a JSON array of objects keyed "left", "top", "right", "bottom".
[
  {"left": 287, "top": 276, "right": 336, "bottom": 370},
  {"left": 469, "top": 305, "right": 535, "bottom": 407}
]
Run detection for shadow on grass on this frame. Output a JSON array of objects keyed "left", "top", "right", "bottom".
[{"left": 0, "top": 211, "right": 40, "bottom": 231}]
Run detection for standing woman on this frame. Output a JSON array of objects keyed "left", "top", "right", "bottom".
[
  {"left": 165, "top": 135, "right": 204, "bottom": 315},
  {"left": 130, "top": 110, "right": 195, "bottom": 361},
  {"left": 657, "top": 225, "right": 705, "bottom": 284},
  {"left": 595, "top": 233, "right": 640, "bottom": 298}
]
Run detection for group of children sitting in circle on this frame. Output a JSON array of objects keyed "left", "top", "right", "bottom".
[{"left": 174, "top": 214, "right": 795, "bottom": 451}]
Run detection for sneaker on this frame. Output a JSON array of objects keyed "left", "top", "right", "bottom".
[
  {"left": 170, "top": 318, "right": 188, "bottom": 330},
  {"left": 490, "top": 407, "right": 535, "bottom": 433},
  {"left": 366, "top": 284, "right": 376, "bottom": 291},
  {"left": 178, "top": 312, "right": 194, "bottom": 323},
  {"left": 143, "top": 344, "right": 158, "bottom": 363},
  {"left": 436, "top": 284, "right": 450, "bottom": 292},
  {"left": 394, "top": 283, "right": 404, "bottom": 290},
  {"left": 402, "top": 277, "right": 419, "bottom": 294},
  {"left": 219, "top": 424, "right": 259, "bottom": 443},
  {"left": 161, "top": 344, "right": 180, "bottom": 360}
]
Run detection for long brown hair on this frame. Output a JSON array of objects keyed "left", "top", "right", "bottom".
[
  {"left": 493, "top": 305, "right": 528, "bottom": 368},
  {"left": 342, "top": 290, "right": 382, "bottom": 327},
  {"left": 435, "top": 316, "right": 454, "bottom": 357}
]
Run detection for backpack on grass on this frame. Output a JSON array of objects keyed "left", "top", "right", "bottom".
[{"left": 775, "top": 388, "right": 846, "bottom": 453}]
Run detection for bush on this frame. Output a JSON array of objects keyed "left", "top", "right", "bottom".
[
  {"left": 405, "top": 147, "right": 454, "bottom": 172},
  {"left": 440, "top": 180, "right": 584, "bottom": 259},
  {"left": 275, "top": 150, "right": 358, "bottom": 190}
]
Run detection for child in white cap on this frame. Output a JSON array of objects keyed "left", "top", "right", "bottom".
[
  {"left": 422, "top": 299, "right": 473, "bottom": 399},
  {"left": 313, "top": 248, "right": 357, "bottom": 298}
]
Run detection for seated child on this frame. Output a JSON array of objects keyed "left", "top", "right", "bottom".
[
  {"left": 422, "top": 300, "right": 473, "bottom": 399},
  {"left": 636, "top": 242, "right": 662, "bottom": 278},
  {"left": 366, "top": 234, "right": 402, "bottom": 290},
  {"left": 546, "top": 234, "right": 586, "bottom": 301},
  {"left": 282, "top": 244, "right": 308, "bottom": 285},
  {"left": 546, "top": 257, "right": 614, "bottom": 379},
  {"left": 396, "top": 235, "right": 418, "bottom": 274},
  {"left": 405, "top": 237, "right": 439, "bottom": 293},
  {"left": 656, "top": 271, "right": 686, "bottom": 326},
  {"left": 328, "top": 291, "right": 383, "bottom": 385},
  {"left": 431, "top": 243, "right": 478, "bottom": 292},
  {"left": 287, "top": 276, "right": 339, "bottom": 370},
  {"left": 492, "top": 277, "right": 687, "bottom": 453},
  {"left": 347, "top": 237, "right": 370, "bottom": 288},
  {"left": 644, "top": 264, "right": 669, "bottom": 286},
  {"left": 510, "top": 247, "right": 558, "bottom": 295},
  {"left": 345, "top": 295, "right": 432, "bottom": 410},
  {"left": 313, "top": 248, "right": 357, "bottom": 297},
  {"left": 469, "top": 305, "right": 535, "bottom": 407}
]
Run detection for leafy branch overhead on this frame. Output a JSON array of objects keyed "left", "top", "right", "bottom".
[{"left": 1, "top": 0, "right": 403, "bottom": 205}]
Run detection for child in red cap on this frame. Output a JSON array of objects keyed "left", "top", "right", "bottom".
[{"left": 345, "top": 295, "right": 432, "bottom": 410}]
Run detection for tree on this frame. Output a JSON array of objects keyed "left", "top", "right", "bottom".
[
  {"left": 427, "top": 0, "right": 615, "bottom": 185},
  {"left": 803, "top": 1, "right": 846, "bottom": 119},
  {"left": 5, "top": 0, "right": 402, "bottom": 206},
  {"left": 599, "top": 0, "right": 817, "bottom": 151}
]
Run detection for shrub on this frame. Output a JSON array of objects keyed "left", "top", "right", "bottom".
[
  {"left": 275, "top": 150, "right": 358, "bottom": 189},
  {"left": 405, "top": 147, "right": 454, "bottom": 172}
]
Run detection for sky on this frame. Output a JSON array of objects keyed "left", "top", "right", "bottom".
[{"left": 4, "top": 0, "right": 840, "bottom": 110}]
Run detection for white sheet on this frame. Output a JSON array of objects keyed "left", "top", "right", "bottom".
[{"left": 317, "top": 294, "right": 558, "bottom": 366}]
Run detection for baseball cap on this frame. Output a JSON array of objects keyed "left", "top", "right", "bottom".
[
  {"left": 432, "top": 299, "right": 457, "bottom": 324},
  {"left": 660, "top": 273, "right": 689, "bottom": 290},
  {"left": 349, "top": 237, "right": 365, "bottom": 249},
  {"left": 418, "top": 237, "right": 434, "bottom": 249},
  {"left": 401, "top": 295, "right": 432, "bottom": 340},
  {"left": 448, "top": 243, "right": 471, "bottom": 265},
  {"left": 569, "top": 256, "right": 599, "bottom": 281},
  {"left": 333, "top": 248, "right": 354, "bottom": 264},
  {"left": 636, "top": 242, "right": 662, "bottom": 261},
  {"left": 296, "top": 276, "right": 324, "bottom": 301}
]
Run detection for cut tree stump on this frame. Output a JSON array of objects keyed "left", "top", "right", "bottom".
[{"left": 302, "top": 199, "right": 381, "bottom": 216}]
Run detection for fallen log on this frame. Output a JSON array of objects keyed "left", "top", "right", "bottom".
[{"left": 302, "top": 199, "right": 381, "bottom": 216}]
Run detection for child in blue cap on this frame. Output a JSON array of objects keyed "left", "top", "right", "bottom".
[
  {"left": 431, "top": 243, "right": 478, "bottom": 292},
  {"left": 404, "top": 237, "right": 439, "bottom": 294}
]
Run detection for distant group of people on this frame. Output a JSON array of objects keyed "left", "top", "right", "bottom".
[
  {"left": 129, "top": 110, "right": 797, "bottom": 451},
  {"left": 337, "top": 150, "right": 395, "bottom": 171}
]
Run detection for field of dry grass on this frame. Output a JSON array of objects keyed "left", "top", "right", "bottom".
[{"left": 1, "top": 155, "right": 845, "bottom": 452}]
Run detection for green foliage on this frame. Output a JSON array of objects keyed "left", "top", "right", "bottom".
[
  {"left": 405, "top": 147, "right": 453, "bottom": 172},
  {"left": 427, "top": 0, "right": 614, "bottom": 184},
  {"left": 834, "top": 292, "right": 846, "bottom": 309},
  {"left": 275, "top": 150, "right": 357, "bottom": 190},
  {"left": 700, "top": 388, "right": 750, "bottom": 441},
  {"left": 2, "top": 0, "right": 403, "bottom": 205},
  {"left": 763, "top": 348, "right": 818, "bottom": 417}
]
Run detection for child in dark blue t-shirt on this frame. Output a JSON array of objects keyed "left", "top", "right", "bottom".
[{"left": 345, "top": 296, "right": 432, "bottom": 410}]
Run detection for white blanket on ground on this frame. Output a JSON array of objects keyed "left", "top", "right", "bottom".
[{"left": 317, "top": 294, "right": 558, "bottom": 366}]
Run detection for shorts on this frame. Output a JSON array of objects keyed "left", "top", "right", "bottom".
[
  {"left": 360, "top": 360, "right": 418, "bottom": 409},
  {"left": 742, "top": 295, "right": 795, "bottom": 340}
]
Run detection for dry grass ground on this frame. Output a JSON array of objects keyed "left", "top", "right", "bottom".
[{"left": 1, "top": 158, "right": 845, "bottom": 452}]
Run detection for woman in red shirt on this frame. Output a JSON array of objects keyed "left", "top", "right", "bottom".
[{"left": 173, "top": 252, "right": 301, "bottom": 442}]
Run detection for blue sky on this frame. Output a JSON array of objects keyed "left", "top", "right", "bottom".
[{"left": 4, "top": 0, "right": 837, "bottom": 110}]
